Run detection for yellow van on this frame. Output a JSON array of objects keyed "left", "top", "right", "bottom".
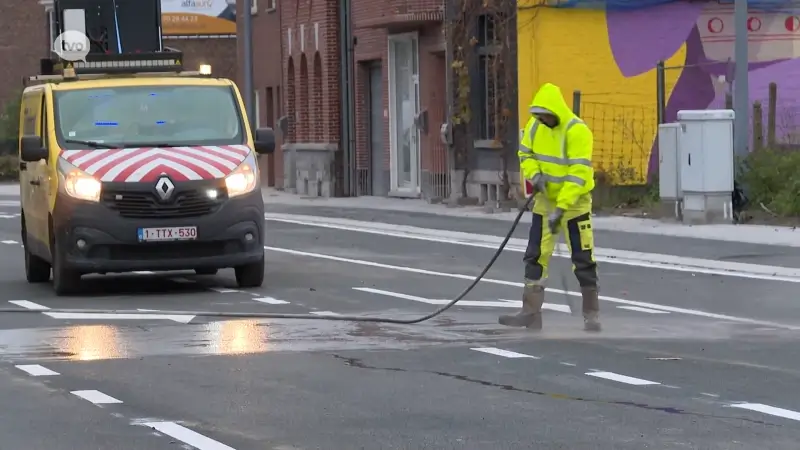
[{"left": 19, "top": 55, "right": 275, "bottom": 295}]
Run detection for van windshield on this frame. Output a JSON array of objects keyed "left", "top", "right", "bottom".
[{"left": 53, "top": 85, "right": 245, "bottom": 150}]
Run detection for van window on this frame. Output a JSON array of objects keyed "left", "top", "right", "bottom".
[{"left": 52, "top": 85, "right": 245, "bottom": 150}]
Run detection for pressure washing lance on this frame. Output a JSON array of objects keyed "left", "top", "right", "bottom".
[{"left": 0, "top": 194, "right": 577, "bottom": 324}]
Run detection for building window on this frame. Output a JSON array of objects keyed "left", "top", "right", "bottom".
[
  {"left": 47, "top": 7, "right": 57, "bottom": 51},
  {"left": 477, "top": 13, "right": 502, "bottom": 141}
]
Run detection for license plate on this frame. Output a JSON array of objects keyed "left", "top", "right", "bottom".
[{"left": 137, "top": 226, "right": 197, "bottom": 242}]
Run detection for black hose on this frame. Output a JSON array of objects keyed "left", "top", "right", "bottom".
[{"left": 0, "top": 196, "right": 534, "bottom": 324}]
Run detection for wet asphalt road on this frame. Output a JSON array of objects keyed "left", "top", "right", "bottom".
[{"left": 0, "top": 196, "right": 798, "bottom": 448}]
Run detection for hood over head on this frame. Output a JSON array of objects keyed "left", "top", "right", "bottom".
[{"left": 529, "top": 83, "right": 576, "bottom": 126}]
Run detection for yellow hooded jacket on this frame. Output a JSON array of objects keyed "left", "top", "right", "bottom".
[{"left": 519, "top": 83, "right": 595, "bottom": 211}]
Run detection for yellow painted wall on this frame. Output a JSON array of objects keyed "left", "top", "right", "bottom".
[{"left": 517, "top": 5, "right": 686, "bottom": 184}]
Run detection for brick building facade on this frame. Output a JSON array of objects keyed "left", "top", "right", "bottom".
[
  {"left": 255, "top": 0, "right": 451, "bottom": 199},
  {"left": 241, "top": 0, "right": 284, "bottom": 188},
  {"left": 0, "top": 1, "right": 49, "bottom": 142}
]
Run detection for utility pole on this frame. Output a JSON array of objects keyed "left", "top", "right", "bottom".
[
  {"left": 733, "top": 0, "right": 749, "bottom": 160},
  {"left": 242, "top": 0, "right": 255, "bottom": 131}
]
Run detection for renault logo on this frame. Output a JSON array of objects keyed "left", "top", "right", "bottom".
[{"left": 155, "top": 177, "right": 175, "bottom": 201}]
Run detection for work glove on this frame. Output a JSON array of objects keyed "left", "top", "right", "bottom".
[{"left": 547, "top": 208, "right": 564, "bottom": 234}]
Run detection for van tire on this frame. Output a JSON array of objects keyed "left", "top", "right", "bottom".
[
  {"left": 234, "top": 257, "right": 264, "bottom": 288},
  {"left": 24, "top": 244, "right": 51, "bottom": 283},
  {"left": 51, "top": 237, "right": 81, "bottom": 296}
]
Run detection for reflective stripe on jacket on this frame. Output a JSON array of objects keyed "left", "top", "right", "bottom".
[{"left": 518, "top": 83, "right": 595, "bottom": 211}]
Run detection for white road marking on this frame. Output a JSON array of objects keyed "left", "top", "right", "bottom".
[
  {"left": 142, "top": 421, "right": 235, "bottom": 450},
  {"left": 210, "top": 288, "right": 239, "bottom": 293},
  {"left": 253, "top": 296, "right": 290, "bottom": 305},
  {"left": 310, "top": 311, "right": 340, "bottom": 316},
  {"left": 500, "top": 299, "right": 572, "bottom": 313},
  {"left": 44, "top": 312, "right": 194, "bottom": 323},
  {"left": 0, "top": 214, "right": 19, "bottom": 219},
  {"left": 15, "top": 364, "right": 59, "bottom": 376},
  {"left": 135, "top": 309, "right": 196, "bottom": 324},
  {"left": 617, "top": 306, "right": 670, "bottom": 314},
  {"left": 727, "top": 403, "right": 800, "bottom": 421},
  {"left": 264, "top": 214, "right": 800, "bottom": 283},
  {"left": 701, "top": 393, "right": 720, "bottom": 398},
  {"left": 171, "top": 277, "right": 195, "bottom": 284},
  {"left": 560, "top": 362, "right": 577, "bottom": 367},
  {"left": 133, "top": 271, "right": 154, "bottom": 275},
  {"left": 354, "top": 287, "right": 524, "bottom": 308},
  {"left": 71, "top": 390, "right": 123, "bottom": 404},
  {"left": 270, "top": 246, "right": 800, "bottom": 330},
  {"left": 9, "top": 300, "right": 49, "bottom": 310},
  {"left": 1, "top": 240, "right": 18, "bottom": 244},
  {"left": 586, "top": 371, "right": 662, "bottom": 386},
  {"left": 471, "top": 347, "right": 539, "bottom": 359}
]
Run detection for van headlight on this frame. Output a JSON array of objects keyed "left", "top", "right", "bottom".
[
  {"left": 225, "top": 153, "right": 258, "bottom": 197},
  {"left": 58, "top": 159, "right": 102, "bottom": 202}
]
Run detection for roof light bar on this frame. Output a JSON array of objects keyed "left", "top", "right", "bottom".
[{"left": 65, "top": 51, "right": 184, "bottom": 74}]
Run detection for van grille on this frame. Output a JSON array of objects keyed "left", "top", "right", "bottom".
[{"left": 102, "top": 189, "right": 225, "bottom": 218}]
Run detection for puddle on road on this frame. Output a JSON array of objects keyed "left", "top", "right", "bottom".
[
  {"left": 0, "top": 315, "right": 484, "bottom": 361},
  {"left": 0, "top": 313, "right": 782, "bottom": 362}
]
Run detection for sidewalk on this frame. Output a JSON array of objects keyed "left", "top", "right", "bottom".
[
  {"left": 261, "top": 188, "right": 800, "bottom": 248},
  {"left": 0, "top": 184, "right": 17, "bottom": 196},
  {"left": 2, "top": 183, "right": 795, "bottom": 247}
]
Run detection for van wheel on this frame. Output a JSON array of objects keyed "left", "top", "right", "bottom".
[
  {"left": 24, "top": 244, "right": 51, "bottom": 283},
  {"left": 52, "top": 238, "right": 81, "bottom": 296},
  {"left": 234, "top": 257, "right": 264, "bottom": 288},
  {"left": 195, "top": 268, "right": 218, "bottom": 275}
]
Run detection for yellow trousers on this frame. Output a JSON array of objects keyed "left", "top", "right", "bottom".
[{"left": 524, "top": 193, "right": 598, "bottom": 287}]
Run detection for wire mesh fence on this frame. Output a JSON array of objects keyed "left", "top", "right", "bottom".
[
  {"left": 576, "top": 98, "right": 655, "bottom": 185},
  {"left": 657, "top": 61, "right": 800, "bottom": 151},
  {"left": 752, "top": 95, "right": 800, "bottom": 149}
]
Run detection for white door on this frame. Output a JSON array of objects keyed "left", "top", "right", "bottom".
[{"left": 388, "top": 33, "right": 421, "bottom": 195}]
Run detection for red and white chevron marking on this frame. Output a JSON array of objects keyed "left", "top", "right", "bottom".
[{"left": 60, "top": 146, "right": 250, "bottom": 182}]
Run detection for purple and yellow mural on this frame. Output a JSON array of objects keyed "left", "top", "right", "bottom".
[{"left": 518, "top": 0, "right": 800, "bottom": 184}]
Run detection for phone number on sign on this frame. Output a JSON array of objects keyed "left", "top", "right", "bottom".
[{"left": 163, "top": 15, "right": 199, "bottom": 23}]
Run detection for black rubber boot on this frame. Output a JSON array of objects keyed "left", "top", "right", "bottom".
[
  {"left": 498, "top": 283, "right": 544, "bottom": 329},
  {"left": 581, "top": 285, "right": 601, "bottom": 332}
]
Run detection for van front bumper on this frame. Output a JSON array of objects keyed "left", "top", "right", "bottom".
[{"left": 52, "top": 183, "right": 265, "bottom": 274}]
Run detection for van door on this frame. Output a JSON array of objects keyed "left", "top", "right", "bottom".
[{"left": 19, "top": 90, "right": 45, "bottom": 250}]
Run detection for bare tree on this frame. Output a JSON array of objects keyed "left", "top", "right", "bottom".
[{"left": 448, "top": 0, "right": 520, "bottom": 202}]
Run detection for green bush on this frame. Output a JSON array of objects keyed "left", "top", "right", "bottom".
[
  {"left": 0, "top": 155, "right": 18, "bottom": 181},
  {"left": 740, "top": 148, "right": 800, "bottom": 217}
]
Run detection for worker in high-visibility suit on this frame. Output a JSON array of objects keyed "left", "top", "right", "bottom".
[{"left": 498, "top": 82, "right": 601, "bottom": 332}]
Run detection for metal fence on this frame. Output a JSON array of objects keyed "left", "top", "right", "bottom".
[
  {"left": 751, "top": 85, "right": 800, "bottom": 149},
  {"left": 421, "top": 147, "right": 451, "bottom": 203},
  {"left": 655, "top": 61, "right": 800, "bottom": 152},
  {"left": 573, "top": 92, "right": 654, "bottom": 185}
]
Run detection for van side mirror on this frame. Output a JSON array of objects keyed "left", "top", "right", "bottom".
[
  {"left": 253, "top": 127, "right": 275, "bottom": 154},
  {"left": 20, "top": 136, "right": 48, "bottom": 162}
]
